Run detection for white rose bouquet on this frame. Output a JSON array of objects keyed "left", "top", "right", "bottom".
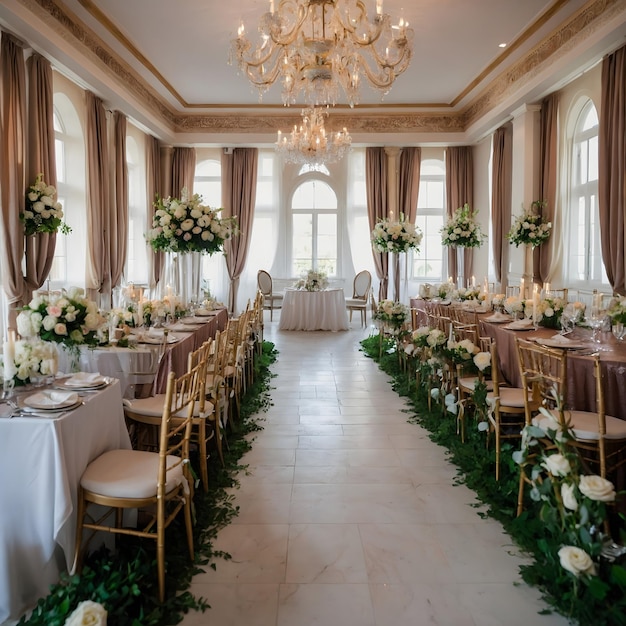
[
  {"left": 0, "top": 338, "right": 58, "bottom": 386},
  {"left": 441, "top": 204, "right": 484, "bottom": 248},
  {"left": 374, "top": 299, "right": 409, "bottom": 329},
  {"left": 146, "top": 188, "right": 238, "bottom": 254},
  {"left": 22, "top": 174, "right": 71, "bottom": 236},
  {"left": 17, "top": 288, "right": 103, "bottom": 349},
  {"left": 507, "top": 200, "right": 552, "bottom": 248},
  {"left": 371, "top": 217, "right": 423, "bottom": 254},
  {"left": 294, "top": 269, "right": 329, "bottom": 292}
]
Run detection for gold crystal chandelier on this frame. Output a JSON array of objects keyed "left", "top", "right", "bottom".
[
  {"left": 276, "top": 107, "right": 352, "bottom": 165},
  {"left": 231, "top": 0, "right": 413, "bottom": 107}
]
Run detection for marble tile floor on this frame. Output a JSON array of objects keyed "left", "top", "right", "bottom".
[{"left": 181, "top": 317, "right": 570, "bottom": 626}]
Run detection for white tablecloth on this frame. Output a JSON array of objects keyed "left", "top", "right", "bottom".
[
  {"left": 279, "top": 288, "right": 349, "bottom": 331},
  {"left": 0, "top": 380, "right": 131, "bottom": 623}
]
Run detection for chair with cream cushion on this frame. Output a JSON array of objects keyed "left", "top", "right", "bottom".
[
  {"left": 257, "top": 270, "right": 283, "bottom": 321},
  {"left": 74, "top": 365, "right": 201, "bottom": 603},
  {"left": 345, "top": 270, "right": 372, "bottom": 326}
]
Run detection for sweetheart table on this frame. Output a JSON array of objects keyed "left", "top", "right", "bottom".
[
  {"left": 0, "top": 379, "right": 130, "bottom": 623},
  {"left": 279, "top": 288, "right": 349, "bottom": 331}
]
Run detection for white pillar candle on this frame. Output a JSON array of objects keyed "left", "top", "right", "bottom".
[{"left": 3, "top": 329, "right": 17, "bottom": 381}]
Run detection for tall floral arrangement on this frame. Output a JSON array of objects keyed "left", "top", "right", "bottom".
[
  {"left": 17, "top": 288, "right": 103, "bottom": 349},
  {"left": 146, "top": 189, "right": 238, "bottom": 254},
  {"left": 441, "top": 204, "right": 484, "bottom": 248},
  {"left": 374, "top": 300, "right": 409, "bottom": 329},
  {"left": 371, "top": 216, "right": 423, "bottom": 253},
  {"left": 507, "top": 200, "right": 552, "bottom": 248},
  {"left": 21, "top": 174, "right": 71, "bottom": 236}
]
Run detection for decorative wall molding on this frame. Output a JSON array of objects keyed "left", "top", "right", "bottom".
[{"left": 12, "top": 0, "right": 626, "bottom": 138}]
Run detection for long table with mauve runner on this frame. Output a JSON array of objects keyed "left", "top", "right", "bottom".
[{"left": 479, "top": 318, "right": 626, "bottom": 422}]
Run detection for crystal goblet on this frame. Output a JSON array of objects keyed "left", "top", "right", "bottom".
[{"left": 612, "top": 321, "right": 626, "bottom": 341}]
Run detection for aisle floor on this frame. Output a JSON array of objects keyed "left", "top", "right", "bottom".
[{"left": 182, "top": 318, "right": 570, "bottom": 626}]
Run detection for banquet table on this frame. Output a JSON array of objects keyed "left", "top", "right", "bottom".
[
  {"left": 479, "top": 318, "right": 626, "bottom": 421},
  {"left": 279, "top": 288, "right": 349, "bottom": 331},
  {"left": 0, "top": 379, "right": 131, "bottom": 623},
  {"left": 55, "top": 308, "right": 228, "bottom": 397}
]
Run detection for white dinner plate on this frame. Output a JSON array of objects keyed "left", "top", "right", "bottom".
[
  {"left": 22, "top": 390, "right": 80, "bottom": 411},
  {"left": 535, "top": 337, "right": 586, "bottom": 350},
  {"left": 483, "top": 314, "right": 512, "bottom": 324},
  {"left": 60, "top": 372, "right": 108, "bottom": 389},
  {"left": 138, "top": 334, "right": 179, "bottom": 345},
  {"left": 504, "top": 321, "right": 535, "bottom": 331},
  {"left": 195, "top": 309, "right": 219, "bottom": 317},
  {"left": 180, "top": 317, "right": 205, "bottom": 325}
]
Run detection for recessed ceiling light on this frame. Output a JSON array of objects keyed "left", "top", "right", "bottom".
[{"left": 499, "top": 43, "right": 507, "bottom": 48}]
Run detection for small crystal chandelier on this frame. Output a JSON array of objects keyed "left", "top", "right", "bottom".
[
  {"left": 275, "top": 107, "right": 352, "bottom": 165},
  {"left": 231, "top": 0, "right": 413, "bottom": 107}
]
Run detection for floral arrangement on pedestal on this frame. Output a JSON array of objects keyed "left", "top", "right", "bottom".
[
  {"left": 441, "top": 204, "right": 484, "bottom": 248},
  {"left": 145, "top": 188, "right": 238, "bottom": 254},
  {"left": 507, "top": 200, "right": 552, "bottom": 248},
  {"left": 17, "top": 288, "right": 103, "bottom": 349},
  {"left": 0, "top": 338, "right": 58, "bottom": 386},
  {"left": 293, "top": 269, "right": 328, "bottom": 292},
  {"left": 21, "top": 174, "right": 71, "bottom": 236},
  {"left": 407, "top": 326, "right": 447, "bottom": 351},
  {"left": 371, "top": 216, "right": 423, "bottom": 253},
  {"left": 374, "top": 299, "right": 409, "bottom": 330},
  {"left": 436, "top": 282, "right": 459, "bottom": 301},
  {"left": 608, "top": 295, "right": 626, "bottom": 324}
]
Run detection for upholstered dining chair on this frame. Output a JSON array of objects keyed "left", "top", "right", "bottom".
[
  {"left": 345, "top": 270, "right": 372, "bottom": 326},
  {"left": 74, "top": 365, "right": 202, "bottom": 603},
  {"left": 257, "top": 270, "right": 283, "bottom": 321}
]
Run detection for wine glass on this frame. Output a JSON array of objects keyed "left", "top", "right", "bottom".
[
  {"left": 586, "top": 305, "right": 605, "bottom": 345},
  {"left": 612, "top": 321, "right": 626, "bottom": 341}
]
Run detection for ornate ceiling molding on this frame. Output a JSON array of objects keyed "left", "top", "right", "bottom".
[{"left": 11, "top": 0, "right": 626, "bottom": 137}]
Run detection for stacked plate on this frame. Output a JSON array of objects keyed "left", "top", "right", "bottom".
[
  {"left": 57, "top": 372, "right": 109, "bottom": 391},
  {"left": 535, "top": 335, "right": 586, "bottom": 350},
  {"left": 20, "top": 389, "right": 81, "bottom": 413}
]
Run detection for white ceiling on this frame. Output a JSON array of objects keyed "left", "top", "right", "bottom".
[{"left": 1, "top": 0, "right": 625, "bottom": 144}]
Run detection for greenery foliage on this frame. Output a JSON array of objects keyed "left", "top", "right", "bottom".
[
  {"left": 360, "top": 335, "right": 626, "bottom": 626},
  {"left": 18, "top": 341, "right": 278, "bottom": 626}
]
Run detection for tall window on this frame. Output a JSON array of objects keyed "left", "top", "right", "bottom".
[
  {"left": 125, "top": 133, "right": 148, "bottom": 284},
  {"left": 412, "top": 159, "right": 446, "bottom": 281},
  {"left": 291, "top": 178, "right": 338, "bottom": 275},
  {"left": 567, "top": 100, "right": 605, "bottom": 284}
]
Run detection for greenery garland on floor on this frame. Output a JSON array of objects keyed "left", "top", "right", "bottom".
[
  {"left": 360, "top": 335, "right": 626, "bottom": 626},
  {"left": 19, "top": 341, "right": 278, "bottom": 626}
]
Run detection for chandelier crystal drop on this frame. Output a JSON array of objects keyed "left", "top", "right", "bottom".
[
  {"left": 231, "top": 0, "right": 413, "bottom": 107},
  {"left": 275, "top": 107, "right": 352, "bottom": 165}
]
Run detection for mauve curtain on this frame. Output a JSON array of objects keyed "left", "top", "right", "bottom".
[
  {"left": 398, "top": 147, "right": 421, "bottom": 224},
  {"left": 0, "top": 33, "right": 26, "bottom": 324},
  {"left": 599, "top": 44, "right": 626, "bottom": 295},
  {"left": 535, "top": 93, "right": 559, "bottom": 285},
  {"left": 222, "top": 148, "right": 258, "bottom": 314},
  {"left": 445, "top": 147, "right": 474, "bottom": 282},
  {"left": 171, "top": 147, "right": 196, "bottom": 198},
  {"left": 85, "top": 92, "right": 110, "bottom": 302},
  {"left": 24, "top": 53, "right": 56, "bottom": 302},
  {"left": 491, "top": 124, "right": 512, "bottom": 284},
  {"left": 147, "top": 136, "right": 163, "bottom": 289},
  {"left": 366, "top": 147, "right": 389, "bottom": 300},
  {"left": 111, "top": 111, "right": 128, "bottom": 292}
]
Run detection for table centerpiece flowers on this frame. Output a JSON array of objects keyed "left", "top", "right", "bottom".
[
  {"left": 17, "top": 288, "right": 103, "bottom": 352},
  {"left": 374, "top": 299, "right": 409, "bottom": 331},
  {"left": 608, "top": 295, "right": 626, "bottom": 325},
  {"left": 507, "top": 200, "right": 552, "bottom": 248},
  {"left": 294, "top": 269, "right": 329, "bottom": 292},
  {"left": 0, "top": 338, "right": 58, "bottom": 386},
  {"left": 440, "top": 204, "right": 484, "bottom": 248},
  {"left": 145, "top": 188, "right": 238, "bottom": 255},
  {"left": 21, "top": 174, "right": 71, "bottom": 236},
  {"left": 371, "top": 215, "right": 423, "bottom": 253}
]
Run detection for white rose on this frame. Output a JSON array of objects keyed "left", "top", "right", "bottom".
[
  {"left": 561, "top": 482, "right": 578, "bottom": 511},
  {"left": 54, "top": 323, "right": 68, "bottom": 336},
  {"left": 473, "top": 351, "right": 491, "bottom": 371},
  {"left": 180, "top": 219, "right": 195, "bottom": 232},
  {"left": 41, "top": 195, "right": 54, "bottom": 206},
  {"left": 16, "top": 312, "right": 35, "bottom": 337},
  {"left": 578, "top": 475, "right": 616, "bottom": 502},
  {"left": 42, "top": 315, "right": 58, "bottom": 331},
  {"left": 558, "top": 546, "right": 596, "bottom": 577},
  {"left": 541, "top": 453, "right": 571, "bottom": 477},
  {"left": 27, "top": 191, "right": 39, "bottom": 202},
  {"left": 84, "top": 313, "right": 101, "bottom": 330},
  {"left": 33, "top": 201, "right": 45, "bottom": 213},
  {"left": 64, "top": 600, "right": 107, "bottom": 626}
]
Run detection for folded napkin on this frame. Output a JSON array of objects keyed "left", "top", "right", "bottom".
[
  {"left": 485, "top": 312, "right": 510, "bottom": 322},
  {"left": 545, "top": 334, "right": 575, "bottom": 345},
  {"left": 64, "top": 372, "right": 106, "bottom": 387},
  {"left": 24, "top": 390, "right": 78, "bottom": 409},
  {"left": 508, "top": 318, "right": 533, "bottom": 329}
]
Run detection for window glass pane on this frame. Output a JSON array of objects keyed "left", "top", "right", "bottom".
[
  {"left": 588, "top": 136, "right": 598, "bottom": 181},
  {"left": 292, "top": 213, "right": 313, "bottom": 273},
  {"left": 582, "top": 106, "right": 598, "bottom": 131},
  {"left": 55, "top": 139, "right": 65, "bottom": 184},
  {"left": 195, "top": 160, "right": 221, "bottom": 176},
  {"left": 317, "top": 214, "right": 337, "bottom": 275},
  {"left": 292, "top": 180, "right": 336, "bottom": 209},
  {"left": 413, "top": 215, "right": 444, "bottom": 279},
  {"left": 194, "top": 180, "right": 221, "bottom": 207}
]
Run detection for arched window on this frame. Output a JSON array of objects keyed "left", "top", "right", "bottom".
[
  {"left": 412, "top": 158, "right": 446, "bottom": 281},
  {"left": 51, "top": 92, "right": 86, "bottom": 288},
  {"left": 566, "top": 100, "right": 605, "bottom": 285},
  {"left": 291, "top": 178, "right": 338, "bottom": 276}
]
